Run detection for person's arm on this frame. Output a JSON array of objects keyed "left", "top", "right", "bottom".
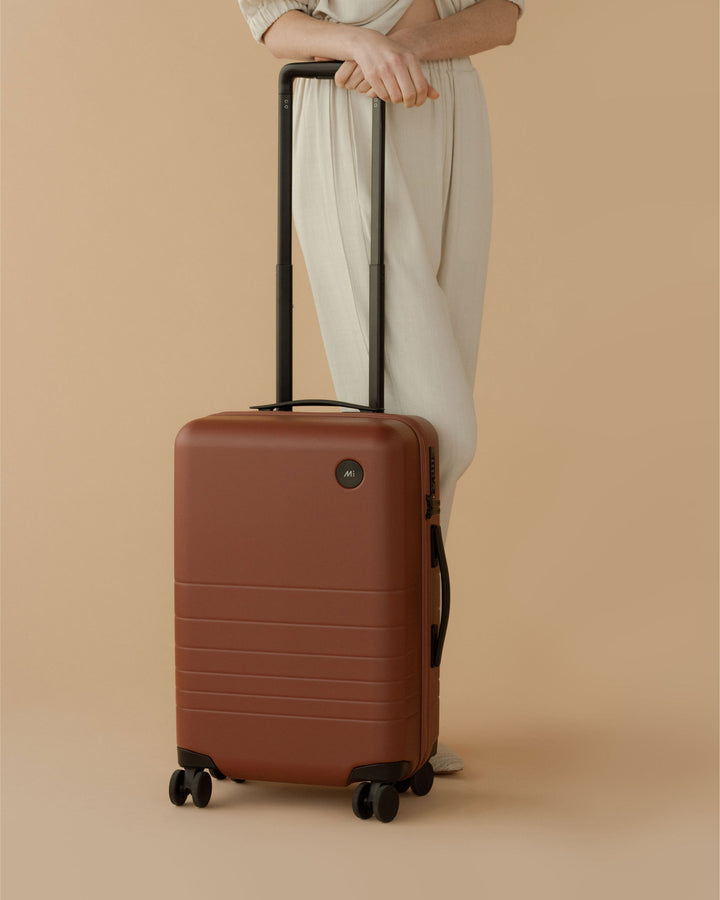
[
  {"left": 390, "top": 0, "right": 521, "bottom": 62},
  {"left": 262, "top": 10, "right": 440, "bottom": 108},
  {"left": 262, "top": 10, "right": 359, "bottom": 61}
]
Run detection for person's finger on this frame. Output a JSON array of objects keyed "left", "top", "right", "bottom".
[
  {"left": 334, "top": 59, "right": 357, "bottom": 88},
  {"left": 365, "top": 74, "right": 436, "bottom": 104},
  {"left": 392, "top": 61, "right": 421, "bottom": 108},
  {"left": 366, "top": 77, "right": 389, "bottom": 102},
  {"left": 345, "top": 63, "right": 366, "bottom": 91},
  {"left": 405, "top": 58, "right": 440, "bottom": 106},
  {"left": 372, "top": 63, "right": 402, "bottom": 104}
]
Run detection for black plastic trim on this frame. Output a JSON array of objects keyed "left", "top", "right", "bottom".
[
  {"left": 177, "top": 747, "right": 219, "bottom": 771},
  {"left": 425, "top": 495, "right": 441, "bottom": 519}
]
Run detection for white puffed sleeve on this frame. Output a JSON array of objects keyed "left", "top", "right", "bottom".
[
  {"left": 237, "top": 0, "right": 310, "bottom": 45},
  {"left": 507, "top": 0, "right": 525, "bottom": 16}
]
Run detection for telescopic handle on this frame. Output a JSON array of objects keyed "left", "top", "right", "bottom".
[{"left": 254, "top": 61, "right": 386, "bottom": 414}]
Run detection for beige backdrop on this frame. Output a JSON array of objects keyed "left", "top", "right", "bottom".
[{"left": 2, "top": 0, "right": 718, "bottom": 897}]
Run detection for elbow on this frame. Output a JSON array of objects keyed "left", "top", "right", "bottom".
[
  {"left": 261, "top": 19, "right": 286, "bottom": 58},
  {"left": 261, "top": 10, "right": 307, "bottom": 59},
  {"left": 261, "top": 30, "right": 280, "bottom": 58},
  {"left": 501, "top": 20, "right": 517, "bottom": 46},
  {"left": 500, "top": 1, "right": 519, "bottom": 45}
]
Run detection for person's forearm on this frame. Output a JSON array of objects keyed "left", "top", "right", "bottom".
[
  {"left": 395, "top": 0, "right": 519, "bottom": 61},
  {"left": 263, "top": 10, "right": 360, "bottom": 61}
]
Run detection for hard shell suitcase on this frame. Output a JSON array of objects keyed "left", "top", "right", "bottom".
[{"left": 169, "top": 62, "right": 451, "bottom": 823}]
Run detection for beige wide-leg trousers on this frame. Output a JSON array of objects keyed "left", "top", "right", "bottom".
[{"left": 292, "top": 56, "right": 493, "bottom": 546}]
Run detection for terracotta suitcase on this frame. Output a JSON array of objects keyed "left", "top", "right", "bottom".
[{"left": 168, "top": 62, "right": 451, "bottom": 823}]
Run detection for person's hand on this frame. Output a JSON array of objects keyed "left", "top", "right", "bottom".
[
  {"left": 329, "top": 60, "right": 378, "bottom": 99},
  {"left": 316, "top": 31, "right": 439, "bottom": 108}
]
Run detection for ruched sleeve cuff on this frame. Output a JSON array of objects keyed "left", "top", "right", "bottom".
[
  {"left": 507, "top": 0, "right": 525, "bottom": 17},
  {"left": 238, "top": 0, "right": 310, "bottom": 45}
]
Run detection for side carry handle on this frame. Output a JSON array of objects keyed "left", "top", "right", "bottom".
[{"left": 430, "top": 524, "right": 451, "bottom": 668}]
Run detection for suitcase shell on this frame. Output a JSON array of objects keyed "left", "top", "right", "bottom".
[{"left": 175, "top": 409, "right": 442, "bottom": 786}]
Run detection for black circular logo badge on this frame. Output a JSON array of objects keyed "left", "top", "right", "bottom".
[{"left": 336, "top": 459, "right": 364, "bottom": 488}]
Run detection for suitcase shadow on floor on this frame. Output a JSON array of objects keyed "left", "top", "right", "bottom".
[
  {"left": 186, "top": 723, "right": 657, "bottom": 823},
  {"left": 183, "top": 770, "right": 567, "bottom": 824},
  {"left": 204, "top": 778, "right": 454, "bottom": 822},
  {"left": 208, "top": 780, "right": 345, "bottom": 810}
]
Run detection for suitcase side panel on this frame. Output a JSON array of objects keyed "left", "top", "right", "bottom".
[{"left": 395, "top": 415, "right": 442, "bottom": 772}]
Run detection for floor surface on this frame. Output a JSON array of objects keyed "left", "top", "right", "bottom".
[{"left": 2, "top": 702, "right": 716, "bottom": 900}]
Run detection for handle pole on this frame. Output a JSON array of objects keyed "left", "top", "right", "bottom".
[
  {"left": 275, "top": 61, "right": 385, "bottom": 413},
  {"left": 277, "top": 77, "right": 297, "bottom": 409},
  {"left": 369, "top": 97, "right": 386, "bottom": 413}
]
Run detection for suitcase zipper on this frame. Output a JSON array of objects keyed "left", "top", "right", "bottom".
[{"left": 425, "top": 446, "right": 440, "bottom": 519}]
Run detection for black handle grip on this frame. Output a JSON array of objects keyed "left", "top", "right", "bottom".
[
  {"left": 252, "top": 62, "right": 386, "bottom": 415},
  {"left": 430, "top": 524, "right": 451, "bottom": 668},
  {"left": 278, "top": 60, "right": 344, "bottom": 91},
  {"left": 250, "top": 398, "right": 382, "bottom": 412}
]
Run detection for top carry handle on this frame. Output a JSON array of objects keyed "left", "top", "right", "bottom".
[{"left": 251, "top": 61, "right": 386, "bottom": 414}]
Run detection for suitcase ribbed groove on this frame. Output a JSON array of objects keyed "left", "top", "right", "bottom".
[
  {"left": 177, "top": 616, "right": 408, "bottom": 631},
  {"left": 177, "top": 668, "right": 415, "bottom": 704},
  {"left": 177, "top": 646, "right": 416, "bottom": 688},
  {"left": 176, "top": 645, "right": 414, "bottom": 661},
  {"left": 178, "top": 708, "right": 418, "bottom": 724},
  {"left": 176, "top": 580, "right": 420, "bottom": 594},
  {"left": 179, "top": 689, "right": 420, "bottom": 703},
  {"left": 176, "top": 668, "right": 412, "bottom": 685}
]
